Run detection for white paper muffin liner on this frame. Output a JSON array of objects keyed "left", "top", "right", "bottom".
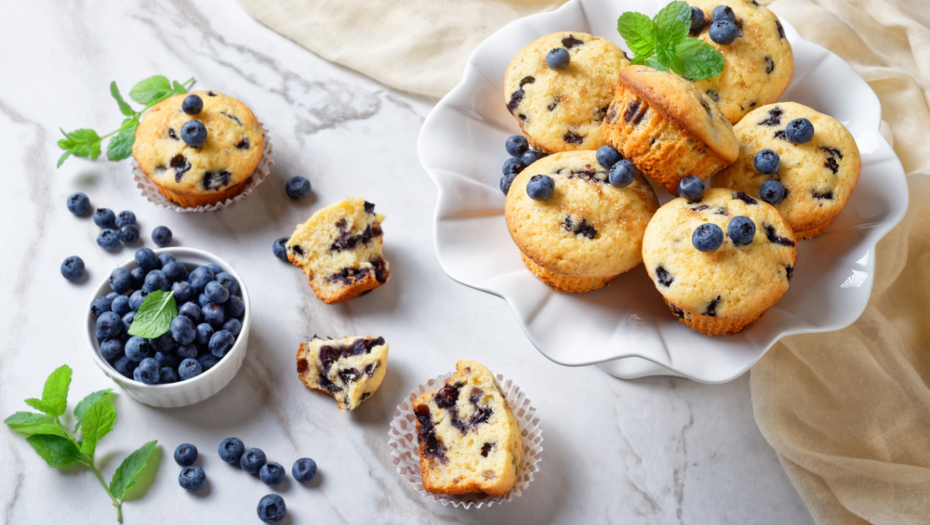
[
  {"left": 131, "top": 125, "right": 274, "bottom": 213},
  {"left": 388, "top": 371, "right": 543, "bottom": 508}
]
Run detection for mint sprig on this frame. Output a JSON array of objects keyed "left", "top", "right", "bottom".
[
  {"left": 57, "top": 75, "right": 194, "bottom": 168},
  {"left": 128, "top": 290, "right": 177, "bottom": 339},
  {"left": 5, "top": 365, "right": 158, "bottom": 522},
  {"left": 618, "top": 1, "right": 724, "bottom": 79}
]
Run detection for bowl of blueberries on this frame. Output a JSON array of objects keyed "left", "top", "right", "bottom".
[{"left": 85, "top": 247, "right": 250, "bottom": 408}]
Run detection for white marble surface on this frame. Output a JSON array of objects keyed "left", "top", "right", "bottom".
[{"left": 0, "top": 0, "right": 814, "bottom": 523}]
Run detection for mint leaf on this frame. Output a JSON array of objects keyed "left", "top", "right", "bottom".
[
  {"left": 654, "top": 1, "right": 691, "bottom": 66},
  {"left": 110, "top": 441, "right": 157, "bottom": 499},
  {"left": 58, "top": 129, "right": 102, "bottom": 161},
  {"left": 172, "top": 80, "right": 188, "bottom": 95},
  {"left": 74, "top": 389, "right": 112, "bottom": 432},
  {"left": 646, "top": 56, "right": 670, "bottom": 72},
  {"left": 110, "top": 82, "right": 135, "bottom": 117},
  {"left": 56, "top": 150, "right": 72, "bottom": 168},
  {"left": 618, "top": 12, "right": 657, "bottom": 58},
  {"left": 26, "top": 435, "right": 86, "bottom": 468},
  {"left": 5, "top": 412, "right": 54, "bottom": 428},
  {"left": 106, "top": 121, "right": 138, "bottom": 162},
  {"left": 79, "top": 400, "right": 116, "bottom": 457},
  {"left": 128, "top": 76, "right": 173, "bottom": 105},
  {"left": 25, "top": 365, "right": 71, "bottom": 416},
  {"left": 128, "top": 290, "right": 176, "bottom": 338},
  {"left": 672, "top": 38, "right": 725, "bottom": 79}
]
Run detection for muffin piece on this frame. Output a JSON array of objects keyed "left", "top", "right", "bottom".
[
  {"left": 413, "top": 360, "right": 522, "bottom": 497},
  {"left": 687, "top": 0, "right": 794, "bottom": 124},
  {"left": 286, "top": 198, "right": 390, "bottom": 304},
  {"left": 642, "top": 188, "right": 798, "bottom": 335},
  {"left": 713, "top": 103, "right": 861, "bottom": 239},
  {"left": 504, "top": 32, "right": 629, "bottom": 153},
  {"left": 600, "top": 66, "right": 739, "bottom": 193},
  {"left": 505, "top": 151, "right": 659, "bottom": 293},
  {"left": 296, "top": 335, "right": 388, "bottom": 412},
  {"left": 132, "top": 91, "right": 265, "bottom": 207}
]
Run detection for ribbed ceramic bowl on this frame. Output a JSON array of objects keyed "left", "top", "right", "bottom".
[{"left": 85, "top": 247, "right": 250, "bottom": 407}]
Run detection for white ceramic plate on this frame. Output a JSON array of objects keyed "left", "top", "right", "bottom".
[{"left": 417, "top": 0, "right": 908, "bottom": 383}]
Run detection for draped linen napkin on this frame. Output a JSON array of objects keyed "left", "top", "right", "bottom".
[{"left": 238, "top": 0, "right": 930, "bottom": 521}]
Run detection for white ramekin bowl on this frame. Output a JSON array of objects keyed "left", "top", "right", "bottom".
[{"left": 85, "top": 247, "right": 250, "bottom": 408}]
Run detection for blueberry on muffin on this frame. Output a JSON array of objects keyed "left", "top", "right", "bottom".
[{"left": 297, "top": 335, "right": 388, "bottom": 411}]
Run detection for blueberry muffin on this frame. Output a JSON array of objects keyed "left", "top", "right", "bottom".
[
  {"left": 713, "top": 103, "right": 861, "bottom": 239},
  {"left": 687, "top": 0, "right": 794, "bottom": 124},
  {"left": 413, "top": 360, "right": 522, "bottom": 497},
  {"left": 297, "top": 336, "right": 388, "bottom": 412},
  {"left": 504, "top": 32, "right": 629, "bottom": 153},
  {"left": 286, "top": 198, "right": 390, "bottom": 304},
  {"left": 505, "top": 151, "right": 659, "bottom": 293},
  {"left": 642, "top": 188, "right": 798, "bottom": 335},
  {"left": 132, "top": 91, "right": 264, "bottom": 208},
  {"left": 599, "top": 66, "right": 739, "bottom": 193}
]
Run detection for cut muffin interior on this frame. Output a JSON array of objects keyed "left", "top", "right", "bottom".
[{"left": 297, "top": 335, "right": 389, "bottom": 411}]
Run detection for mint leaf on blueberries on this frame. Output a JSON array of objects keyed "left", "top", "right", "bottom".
[
  {"left": 128, "top": 290, "right": 176, "bottom": 338},
  {"left": 128, "top": 75, "right": 173, "bottom": 105},
  {"left": 618, "top": 12, "right": 657, "bottom": 60},
  {"left": 27, "top": 434, "right": 87, "bottom": 468},
  {"left": 654, "top": 1, "right": 691, "bottom": 65},
  {"left": 110, "top": 440, "right": 158, "bottom": 500},
  {"left": 110, "top": 82, "right": 135, "bottom": 117},
  {"left": 673, "top": 38, "right": 726, "bottom": 79}
]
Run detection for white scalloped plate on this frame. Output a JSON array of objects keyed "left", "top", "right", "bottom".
[{"left": 417, "top": 0, "right": 908, "bottom": 383}]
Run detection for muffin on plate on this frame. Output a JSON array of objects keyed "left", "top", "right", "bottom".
[
  {"left": 504, "top": 32, "right": 629, "bottom": 153},
  {"left": 132, "top": 91, "right": 264, "bottom": 208},
  {"left": 505, "top": 150, "right": 659, "bottom": 293},
  {"left": 713, "top": 102, "right": 861, "bottom": 239},
  {"left": 297, "top": 335, "right": 388, "bottom": 412},
  {"left": 413, "top": 360, "right": 522, "bottom": 497},
  {"left": 599, "top": 66, "right": 739, "bottom": 193},
  {"left": 687, "top": 0, "right": 794, "bottom": 124},
  {"left": 642, "top": 188, "right": 798, "bottom": 335}
]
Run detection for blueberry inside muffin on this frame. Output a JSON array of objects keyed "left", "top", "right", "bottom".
[{"left": 297, "top": 335, "right": 389, "bottom": 412}]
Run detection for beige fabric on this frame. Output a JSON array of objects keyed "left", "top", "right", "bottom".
[{"left": 238, "top": 0, "right": 930, "bottom": 522}]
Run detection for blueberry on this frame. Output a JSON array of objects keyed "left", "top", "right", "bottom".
[
  {"left": 257, "top": 494, "right": 286, "bottom": 524},
  {"left": 214, "top": 272, "right": 239, "bottom": 297},
  {"left": 97, "top": 311, "right": 123, "bottom": 339},
  {"left": 177, "top": 344, "right": 198, "bottom": 360},
  {"left": 204, "top": 281, "right": 230, "bottom": 304},
  {"left": 259, "top": 462, "right": 285, "bottom": 486},
  {"left": 159, "top": 253, "right": 176, "bottom": 267},
  {"left": 224, "top": 295, "right": 245, "bottom": 319},
  {"left": 111, "top": 295, "right": 131, "bottom": 316},
  {"left": 202, "top": 303, "right": 225, "bottom": 328},
  {"left": 209, "top": 330, "right": 235, "bottom": 358},
  {"left": 174, "top": 443, "right": 198, "bottom": 467},
  {"left": 198, "top": 293, "right": 212, "bottom": 307},
  {"left": 198, "top": 353, "right": 219, "bottom": 371},
  {"left": 180, "top": 120, "right": 207, "bottom": 147},
  {"left": 159, "top": 367, "right": 179, "bottom": 384},
  {"left": 152, "top": 226, "right": 173, "bottom": 247},
  {"left": 709, "top": 20, "right": 738, "bottom": 45},
  {"left": 505, "top": 135, "right": 529, "bottom": 158},
  {"left": 206, "top": 264, "right": 223, "bottom": 275},
  {"left": 196, "top": 323, "right": 215, "bottom": 346},
  {"left": 106, "top": 268, "right": 131, "bottom": 295},
  {"left": 500, "top": 172, "right": 518, "bottom": 196},
  {"left": 143, "top": 270, "right": 169, "bottom": 293},
  {"left": 178, "top": 302, "right": 201, "bottom": 323},
  {"left": 241, "top": 448, "right": 266, "bottom": 474},
  {"left": 125, "top": 336, "right": 153, "bottom": 362},
  {"left": 690, "top": 6, "right": 705, "bottom": 33},
  {"left": 727, "top": 216, "right": 756, "bottom": 246},
  {"left": 90, "top": 296, "right": 112, "bottom": 318},
  {"left": 520, "top": 149, "right": 545, "bottom": 167},
  {"left": 692, "top": 223, "right": 724, "bottom": 252},
  {"left": 178, "top": 358, "right": 203, "bottom": 380},
  {"left": 154, "top": 351, "right": 178, "bottom": 369},
  {"left": 115, "top": 210, "right": 136, "bottom": 228},
  {"left": 272, "top": 238, "right": 289, "bottom": 261},
  {"left": 502, "top": 157, "right": 524, "bottom": 177},
  {"left": 67, "top": 193, "right": 90, "bottom": 215},
  {"left": 135, "top": 357, "right": 160, "bottom": 384},
  {"left": 189, "top": 266, "right": 215, "bottom": 293},
  {"left": 170, "top": 315, "right": 197, "bottom": 345},
  {"left": 99, "top": 338, "right": 124, "bottom": 361},
  {"left": 93, "top": 208, "right": 116, "bottom": 228},
  {"left": 609, "top": 160, "right": 637, "bottom": 188},
  {"left": 130, "top": 267, "right": 146, "bottom": 289},
  {"left": 61, "top": 256, "right": 85, "bottom": 280},
  {"left": 596, "top": 146, "right": 623, "bottom": 169},
  {"left": 151, "top": 332, "right": 177, "bottom": 354},
  {"left": 121, "top": 311, "right": 135, "bottom": 333},
  {"left": 785, "top": 118, "right": 814, "bottom": 144},
  {"left": 285, "top": 176, "right": 312, "bottom": 200},
  {"left": 526, "top": 174, "right": 555, "bottom": 200},
  {"left": 182, "top": 94, "right": 203, "bottom": 116},
  {"left": 711, "top": 5, "right": 735, "bottom": 23},
  {"left": 171, "top": 284, "right": 193, "bottom": 309},
  {"left": 222, "top": 318, "right": 242, "bottom": 337},
  {"left": 753, "top": 149, "right": 780, "bottom": 174},
  {"left": 546, "top": 48, "right": 570, "bottom": 70},
  {"left": 135, "top": 247, "right": 160, "bottom": 273},
  {"left": 292, "top": 458, "right": 317, "bottom": 483},
  {"left": 129, "top": 290, "right": 149, "bottom": 311},
  {"left": 760, "top": 180, "right": 787, "bottom": 205},
  {"left": 114, "top": 356, "right": 137, "bottom": 378},
  {"left": 179, "top": 465, "right": 206, "bottom": 492},
  {"left": 97, "top": 229, "right": 120, "bottom": 251},
  {"left": 677, "top": 175, "right": 705, "bottom": 201},
  {"left": 106, "top": 292, "right": 118, "bottom": 300},
  {"left": 162, "top": 261, "right": 188, "bottom": 284},
  {"left": 218, "top": 437, "right": 245, "bottom": 464}
]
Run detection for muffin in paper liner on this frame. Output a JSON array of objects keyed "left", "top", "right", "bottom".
[
  {"left": 131, "top": 126, "right": 274, "bottom": 213},
  {"left": 388, "top": 372, "right": 543, "bottom": 508}
]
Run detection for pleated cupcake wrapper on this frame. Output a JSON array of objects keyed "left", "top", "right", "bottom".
[
  {"left": 388, "top": 372, "right": 543, "bottom": 509},
  {"left": 131, "top": 125, "right": 274, "bottom": 213}
]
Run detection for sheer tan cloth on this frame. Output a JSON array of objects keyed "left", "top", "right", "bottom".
[{"left": 238, "top": 0, "right": 930, "bottom": 521}]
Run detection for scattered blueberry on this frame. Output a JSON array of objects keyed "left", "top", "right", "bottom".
[
  {"left": 118, "top": 224, "right": 140, "bottom": 245},
  {"left": 178, "top": 358, "right": 202, "bottom": 380},
  {"left": 163, "top": 261, "right": 189, "bottom": 284},
  {"left": 709, "top": 20, "right": 738, "bottom": 45},
  {"left": 222, "top": 318, "right": 242, "bottom": 337},
  {"left": 170, "top": 315, "right": 197, "bottom": 345},
  {"left": 125, "top": 336, "right": 153, "bottom": 362},
  {"left": 292, "top": 458, "right": 317, "bottom": 483},
  {"left": 209, "top": 330, "right": 235, "bottom": 358},
  {"left": 115, "top": 210, "right": 136, "bottom": 228},
  {"left": 753, "top": 149, "right": 780, "bottom": 174},
  {"left": 61, "top": 256, "right": 85, "bottom": 280},
  {"left": 596, "top": 146, "right": 622, "bottom": 169},
  {"left": 502, "top": 157, "right": 524, "bottom": 178},
  {"left": 272, "top": 238, "right": 289, "bottom": 261},
  {"left": 114, "top": 356, "right": 137, "bottom": 378},
  {"left": 520, "top": 149, "right": 545, "bottom": 167},
  {"left": 97, "top": 229, "right": 120, "bottom": 251},
  {"left": 505, "top": 135, "right": 529, "bottom": 158},
  {"left": 690, "top": 6, "right": 705, "bottom": 33},
  {"left": 99, "top": 338, "right": 123, "bottom": 361},
  {"left": 189, "top": 266, "right": 215, "bottom": 293},
  {"left": 93, "top": 208, "right": 116, "bottom": 228},
  {"left": 143, "top": 270, "right": 169, "bottom": 293},
  {"left": 214, "top": 273, "right": 239, "bottom": 297},
  {"left": 198, "top": 353, "right": 219, "bottom": 371},
  {"left": 285, "top": 176, "right": 312, "bottom": 200},
  {"left": 135, "top": 358, "right": 160, "bottom": 384},
  {"left": 240, "top": 448, "right": 266, "bottom": 474},
  {"left": 204, "top": 281, "right": 229, "bottom": 304},
  {"left": 182, "top": 94, "right": 204, "bottom": 116},
  {"left": 224, "top": 295, "right": 245, "bottom": 319},
  {"left": 546, "top": 48, "right": 570, "bottom": 70},
  {"left": 174, "top": 444, "right": 198, "bottom": 467},
  {"left": 760, "top": 180, "right": 787, "bottom": 205},
  {"left": 129, "top": 290, "right": 149, "bottom": 311},
  {"left": 692, "top": 223, "right": 724, "bottom": 252},
  {"left": 259, "top": 462, "right": 285, "bottom": 486},
  {"left": 179, "top": 302, "right": 201, "bottom": 322},
  {"left": 130, "top": 267, "right": 146, "bottom": 289},
  {"left": 90, "top": 296, "right": 112, "bottom": 318},
  {"left": 111, "top": 295, "right": 131, "bottom": 316},
  {"left": 785, "top": 118, "right": 814, "bottom": 144},
  {"left": 152, "top": 226, "right": 173, "bottom": 247},
  {"left": 177, "top": 344, "right": 198, "bottom": 360},
  {"left": 727, "top": 216, "right": 756, "bottom": 246},
  {"left": 67, "top": 193, "right": 90, "bottom": 216},
  {"left": 609, "top": 160, "right": 637, "bottom": 188},
  {"left": 257, "top": 495, "right": 286, "bottom": 524},
  {"left": 677, "top": 175, "right": 705, "bottom": 201},
  {"left": 179, "top": 465, "right": 206, "bottom": 492},
  {"left": 711, "top": 5, "right": 736, "bottom": 23},
  {"left": 218, "top": 437, "right": 245, "bottom": 464},
  {"left": 180, "top": 120, "right": 207, "bottom": 147},
  {"left": 526, "top": 174, "right": 555, "bottom": 200},
  {"left": 135, "top": 247, "right": 160, "bottom": 273},
  {"left": 500, "top": 172, "right": 518, "bottom": 196},
  {"left": 202, "top": 303, "right": 225, "bottom": 328}
]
